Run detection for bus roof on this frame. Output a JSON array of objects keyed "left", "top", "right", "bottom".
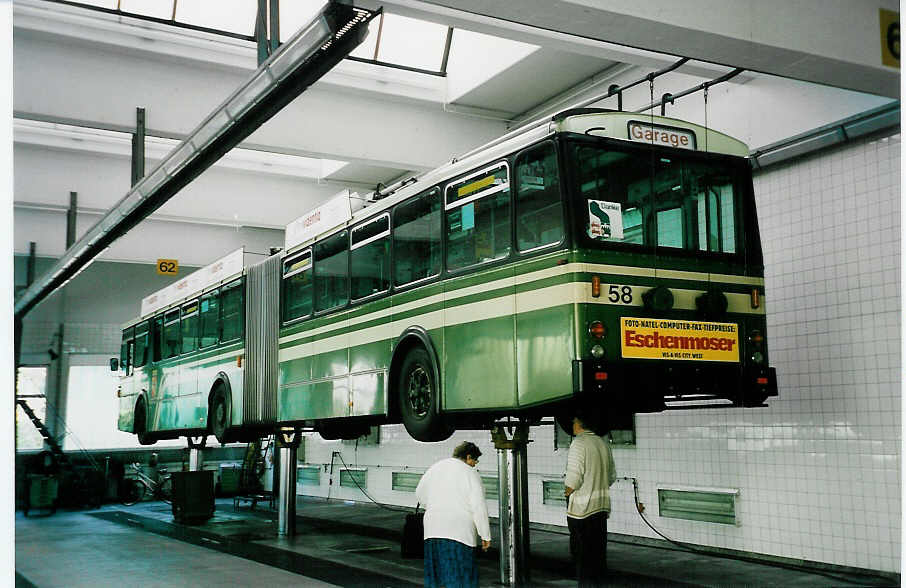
[
  {"left": 283, "top": 108, "right": 750, "bottom": 256},
  {"left": 123, "top": 248, "right": 247, "bottom": 328}
]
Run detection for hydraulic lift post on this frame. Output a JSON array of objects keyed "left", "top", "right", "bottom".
[
  {"left": 276, "top": 429, "right": 300, "bottom": 537},
  {"left": 492, "top": 423, "right": 532, "bottom": 587}
]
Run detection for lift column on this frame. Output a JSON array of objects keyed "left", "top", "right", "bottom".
[
  {"left": 276, "top": 429, "right": 301, "bottom": 537},
  {"left": 492, "top": 423, "right": 532, "bottom": 587},
  {"left": 187, "top": 436, "right": 206, "bottom": 471}
]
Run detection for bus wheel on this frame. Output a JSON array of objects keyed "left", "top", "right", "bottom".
[
  {"left": 209, "top": 386, "right": 231, "bottom": 444},
  {"left": 398, "top": 348, "right": 453, "bottom": 442},
  {"left": 135, "top": 402, "right": 154, "bottom": 446}
]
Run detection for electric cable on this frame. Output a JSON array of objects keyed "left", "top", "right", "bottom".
[
  {"left": 332, "top": 451, "right": 411, "bottom": 513},
  {"left": 622, "top": 477, "right": 892, "bottom": 586}
]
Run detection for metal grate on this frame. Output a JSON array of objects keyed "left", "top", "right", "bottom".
[
  {"left": 658, "top": 488, "right": 737, "bottom": 525},
  {"left": 481, "top": 476, "right": 499, "bottom": 500},
  {"left": 340, "top": 468, "right": 368, "bottom": 489},
  {"left": 542, "top": 480, "right": 567, "bottom": 505},
  {"left": 297, "top": 465, "right": 320, "bottom": 486},
  {"left": 391, "top": 471, "right": 422, "bottom": 493}
]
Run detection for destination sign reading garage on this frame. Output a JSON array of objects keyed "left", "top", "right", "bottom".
[
  {"left": 627, "top": 121, "right": 696, "bottom": 150},
  {"left": 620, "top": 317, "right": 739, "bottom": 362}
]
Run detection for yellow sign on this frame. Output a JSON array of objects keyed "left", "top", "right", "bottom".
[
  {"left": 620, "top": 317, "right": 739, "bottom": 362},
  {"left": 880, "top": 9, "right": 899, "bottom": 68},
  {"left": 156, "top": 259, "right": 179, "bottom": 275},
  {"left": 458, "top": 175, "right": 495, "bottom": 198}
]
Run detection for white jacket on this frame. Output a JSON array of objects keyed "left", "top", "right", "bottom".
[{"left": 415, "top": 457, "right": 491, "bottom": 547}]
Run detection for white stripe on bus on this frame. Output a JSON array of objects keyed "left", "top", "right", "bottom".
[{"left": 278, "top": 284, "right": 764, "bottom": 360}]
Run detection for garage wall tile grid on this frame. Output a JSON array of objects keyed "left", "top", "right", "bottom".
[{"left": 300, "top": 132, "right": 901, "bottom": 573}]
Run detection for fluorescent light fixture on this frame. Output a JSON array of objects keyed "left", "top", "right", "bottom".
[
  {"left": 269, "top": 16, "right": 332, "bottom": 80},
  {"left": 226, "top": 69, "right": 276, "bottom": 119},
  {"left": 192, "top": 110, "right": 231, "bottom": 151}
]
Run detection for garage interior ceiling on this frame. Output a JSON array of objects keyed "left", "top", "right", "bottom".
[{"left": 12, "top": 0, "right": 898, "bottom": 273}]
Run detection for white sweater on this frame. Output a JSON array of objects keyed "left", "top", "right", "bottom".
[
  {"left": 415, "top": 457, "right": 492, "bottom": 547},
  {"left": 565, "top": 431, "right": 617, "bottom": 519}
]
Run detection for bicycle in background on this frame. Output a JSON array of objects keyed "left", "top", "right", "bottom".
[{"left": 119, "top": 462, "right": 172, "bottom": 506}]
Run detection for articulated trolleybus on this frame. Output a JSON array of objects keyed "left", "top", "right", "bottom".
[{"left": 116, "top": 108, "right": 777, "bottom": 445}]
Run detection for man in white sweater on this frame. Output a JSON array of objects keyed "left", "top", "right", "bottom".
[
  {"left": 416, "top": 441, "right": 492, "bottom": 588},
  {"left": 564, "top": 413, "right": 617, "bottom": 587}
]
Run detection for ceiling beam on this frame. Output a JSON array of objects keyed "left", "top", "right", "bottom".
[{"left": 358, "top": 0, "right": 899, "bottom": 98}]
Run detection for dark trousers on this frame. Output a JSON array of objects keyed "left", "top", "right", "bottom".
[{"left": 567, "top": 511, "right": 608, "bottom": 587}]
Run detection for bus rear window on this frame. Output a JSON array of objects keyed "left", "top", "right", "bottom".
[{"left": 570, "top": 143, "right": 740, "bottom": 254}]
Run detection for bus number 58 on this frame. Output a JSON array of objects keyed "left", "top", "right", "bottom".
[{"left": 608, "top": 285, "right": 633, "bottom": 304}]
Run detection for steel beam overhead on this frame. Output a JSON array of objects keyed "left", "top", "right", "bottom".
[{"left": 14, "top": 1, "right": 378, "bottom": 319}]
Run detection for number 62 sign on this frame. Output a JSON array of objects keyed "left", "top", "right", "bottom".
[{"left": 157, "top": 259, "right": 179, "bottom": 275}]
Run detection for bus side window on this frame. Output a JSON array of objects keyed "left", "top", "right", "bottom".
[
  {"left": 515, "top": 142, "right": 563, "bottom": 252},
  {"left": 314, "top": 230, "right": 349, "bottom": 312},
  {"left": 393, "top": 188, "right": 441, "bottom": 286},
  {"left": 351, "top": 214, "right": 390, "bottom": 300},
  {"left": 133, "top": 321, "right": 150, "bottom": 368},
  {"left": 199, "top": 290, "right": 219, "bottom": 348},
  {"left": 163, "top": 309, "right": 180, "bottom": 359},
  {"left": 283, "top": 252, "right": 312, "bottom": 322},
  {"left": 120, "top": 328, "right": 133, "bottom": 376},
  {"left": 152, "top": 316, "right": 163, "bottom": 362},
  {"left": 445, "top": 162, "right": 511, "bottom": 271},
  {"left": 181, "top": 300, "right": 200, "bottom": 354},
  {"left": 220, "top": 279, "right": 244, "bottom": 341}
]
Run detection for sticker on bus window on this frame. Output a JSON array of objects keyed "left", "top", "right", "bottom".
[
  {"left": 587, "top": 200, "right": 624, "bottom": 240},
  {"left": 462, "top": 203, "right": 475, "bottom": 231}
]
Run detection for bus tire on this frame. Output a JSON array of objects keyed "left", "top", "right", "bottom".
[
  {"left": 398, "top": 348, "right": 453, "bottom": 442},
  {"left": 135, "top": 401, "right": 155, "bottom": 446},
  {"left": 209, "top": 385, "right": 231, "bottom": 444}
]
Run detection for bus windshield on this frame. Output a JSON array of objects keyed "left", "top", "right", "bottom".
[{"left": 568, "top": 141, "right": 743, "bottom": 255}]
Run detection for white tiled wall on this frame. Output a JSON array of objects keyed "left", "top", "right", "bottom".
[{"left": 298, "top": 133, "right": 901, "bottom": 573}]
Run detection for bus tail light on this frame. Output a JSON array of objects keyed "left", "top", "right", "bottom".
[
  {"left": 594, "top": 371, "right": 608, "bottom": 381},
  {"left": 237, "top": 355, "right": 243, "bottom": 368},
  {"left": 591, "top": 276, "right": 601, "bottom": 298},
  {"left": 751, "top": 288, "right": 760, "bottom": 309},
  {"left": 588, "top": 321, "right": 606, "bottom": 339},
  {"left": 756, "top": 376, "right": 768, "bottom": 385}
]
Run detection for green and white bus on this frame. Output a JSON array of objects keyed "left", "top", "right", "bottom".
[{"left": 116, "top": 108, "right": 777, "bottom": 444}]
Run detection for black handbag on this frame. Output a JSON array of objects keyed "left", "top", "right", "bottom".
[{"left": 401, "top": 503, "right": 425, "bottom": 559}]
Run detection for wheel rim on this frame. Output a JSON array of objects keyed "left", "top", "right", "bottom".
[
  {"left": 215, "top": 401, "right": 225, "bottom": 427},
  {"left": 406, "top": 366, "right": 431, "bottom": 419}
]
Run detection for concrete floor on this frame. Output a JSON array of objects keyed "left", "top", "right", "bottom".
[{"left": 15, "top": 497, "right": 898, "bottom": 587}]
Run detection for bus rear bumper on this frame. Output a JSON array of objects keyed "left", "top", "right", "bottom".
[{"left": 571, "top": 359, "right": 778, "bottom": 414}]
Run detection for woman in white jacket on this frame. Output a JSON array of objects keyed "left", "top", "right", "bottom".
[{"left": 415, "top": 441, "right": 492, "bottom": 588}]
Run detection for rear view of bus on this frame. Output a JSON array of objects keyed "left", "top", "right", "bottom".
[{"left": 558, "top": 110, "right": 777, "bottom": 426}]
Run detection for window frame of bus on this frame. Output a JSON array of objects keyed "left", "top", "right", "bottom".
[
  {"left": 443, "top": 160, "right": 512, "bottom": 275},
  {"left": 152, "top": 314, "right": 164, "bottom": 363},
  {"left": 197, "top": 289, "right": 220, "bottom": 349},
  {"left": 313, "top": 229, "right": 350, "bottom": 315},
  {"left": 133, "top": 320, "right": 151, "bottom": 368},
  {"left": 180, "top": 299, "right": 200, "bottom": 355},
  {"left": 219, "top": 278, "right": 245, "bottom": 343},
  {"left": 513, "top": 140, "right": 566, "bottom": 255},
  {"left": 391, "top": 186, "right": 442, "bottom": 293},
  {"left": 162, "top": 308, "right": 180, "bottom": 360},
  {"left": 564, "top": 135, "right": 747, "bottom": 261},
  {"left": 282, "top": 249, "right": 313, "bottom": 325},
  {"left": 350, "top": 212, "right": 391, "bottom": 303},
  {"left": 120, "top": 327, "right": 134, "bottom": 377}
]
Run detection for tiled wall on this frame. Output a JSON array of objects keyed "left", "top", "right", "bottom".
[{"left": 297, "top": 132, "right": 901, "bottom": 573}]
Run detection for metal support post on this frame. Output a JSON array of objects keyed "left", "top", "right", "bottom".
[
  {"left": 131, "top": 107, "right": 145, "bottom": 187},
  {"left": 66, "top": 192, "right": 77, "bottom": 248},
  {"left": 491, "top": 423, "right": 532, "bottom": 587},
  {"left": 187, "top": 436, "right": 207, "bottom": 471},
  {"left": 277, "top": 429, "right": 300, "bottom": 537}
]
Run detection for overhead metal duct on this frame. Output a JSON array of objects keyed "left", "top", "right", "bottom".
[{"left": 14, "top": 1, "right": 378, "bottom": 318}]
